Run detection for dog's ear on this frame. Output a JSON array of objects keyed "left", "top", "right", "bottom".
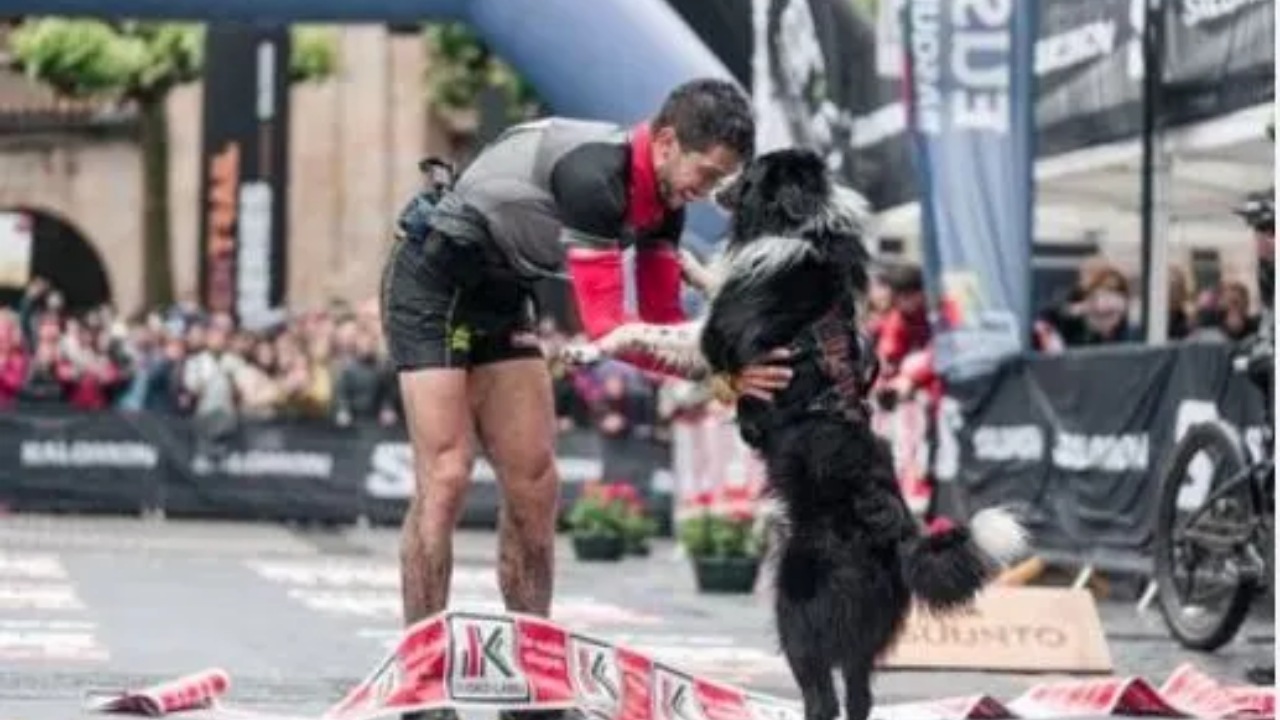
[{"left": 777, "top": 184, "right": 824, "bottom": 227}]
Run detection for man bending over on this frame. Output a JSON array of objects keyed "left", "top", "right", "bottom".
[{"left": 379, "top": 77, "right": 792, "bottom": 719}]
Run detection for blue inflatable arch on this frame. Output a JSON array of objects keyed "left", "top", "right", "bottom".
[{"left": 17, "top": 0, "right": 735, "bottom": 246}]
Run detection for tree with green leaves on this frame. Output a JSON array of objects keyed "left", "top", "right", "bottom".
[
  {"left": 9, "top": 19, "right": 337, "bottom": 308},
  {"left": 424, "top": 22, "right": 539, "bottom": 124}
]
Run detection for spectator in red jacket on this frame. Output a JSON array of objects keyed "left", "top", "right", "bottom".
[
  {"left": 876, "top": 264, "right": 933, "bottom": 376},
  {"left": 0, "top": 310, "right": 27, "bottom": 409},
  {"left": 57, "top": 319, "right": 121, "bottom": 411}
]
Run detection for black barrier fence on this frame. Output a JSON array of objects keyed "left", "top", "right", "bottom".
[
  {"left": 1, "top": 343, "right": 1266, "bottom": 570},
  {"left": 0, "top": 410, "right": 673, "bottom": 529},
  {"left": 936, "top": 342, "right": 1268, "bottom": 567}
]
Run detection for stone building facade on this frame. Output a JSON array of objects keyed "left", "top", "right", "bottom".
[{"left": 0, "top": 25, "right": 464, "bottom": 316}]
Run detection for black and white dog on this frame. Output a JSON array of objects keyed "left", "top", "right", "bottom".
[{"left": 571, "top": 148, "right": 1025, "bottom": 720}]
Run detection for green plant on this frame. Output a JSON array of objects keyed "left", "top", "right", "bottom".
[
  {"left": 623, "top": 506, "right": 658, "bottom": 553},
  {"left": 679, "top": 510, "right": 762, "bottom": 560},
  {"left": 423, "top": 22, "right": 538, "bottom": 122},
  {"left": 566, "top": 482, "right": 630, "bottom": 538}
]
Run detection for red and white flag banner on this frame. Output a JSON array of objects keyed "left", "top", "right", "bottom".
[
  {"left": 1159, "top": 662, "right": 1276, "bottom": 720},
  {"left": 1005, "top": 677, "right": 1183, "bottom": 718},
  {"left": 319, "top": 610, "right": 1276, "bottom": 720},
  {"left": 81, "top": 611, "right": 1275, "bottom": 720},
  {"left": 84, "top": 668, "right": 231, "bottom": 716}
]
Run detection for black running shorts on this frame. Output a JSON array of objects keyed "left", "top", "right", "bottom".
[{"left": 380, "top": 231, "right": 543, "bottom": 371}]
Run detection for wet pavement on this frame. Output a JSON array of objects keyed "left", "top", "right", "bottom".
[{"left": 0, "top": 515, "right": 1271, "bottom": 720}]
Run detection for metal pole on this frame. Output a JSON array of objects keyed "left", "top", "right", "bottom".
[{"left": 1139, "top": 0, "right": 1169, "bottom": 343}]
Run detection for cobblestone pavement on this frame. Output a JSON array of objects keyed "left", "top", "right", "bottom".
[{"left": 0, "top": 516, "right": 1272, "bottom": 720}]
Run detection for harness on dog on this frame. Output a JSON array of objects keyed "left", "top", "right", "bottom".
[
  {"left": 798, "top": 307, "right": 880, "bottom": 420},
  {"left": 798, "top": 306, "right": 879, "bottom": 423},
  {"left": 737, "top": 306, "right": 879, "bottom": 450}
]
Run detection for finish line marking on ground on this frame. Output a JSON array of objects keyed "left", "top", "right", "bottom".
[{"left": 81, "top": 609, "right": 1276, "bottom": 720}]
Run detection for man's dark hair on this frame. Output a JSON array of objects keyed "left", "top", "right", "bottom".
[{"left": 652, "top": 78, "right": 755, "bottom": 160}]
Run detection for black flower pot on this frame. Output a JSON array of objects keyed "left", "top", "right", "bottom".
[
  {"left": 692, "top": 556, "right": 760, "bottom": 594},
  {"left": 572, "top": 533, "right": 626, "bottom": 562}
]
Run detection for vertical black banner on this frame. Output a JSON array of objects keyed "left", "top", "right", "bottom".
[{"left": 198, "top": 23, "right": 290, "bottom": 329}]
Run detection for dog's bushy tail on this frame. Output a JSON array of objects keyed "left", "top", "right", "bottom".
[{"left": 901, "top": 507, "right": 1028, "bottom": 613}]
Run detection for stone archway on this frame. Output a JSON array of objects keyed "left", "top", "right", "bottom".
[
  {"left": 0, "top": 206, "right": 114, "bottom": 313},
  {"left": 0, "top": 136, "right": 143, "bottom": 314}
]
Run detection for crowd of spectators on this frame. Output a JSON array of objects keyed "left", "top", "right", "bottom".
[
  {"left": 0, "top": 254, "right": 1266, "bottom": 436},
  {"left": 0, "top": 279, "right": 403, "bottom": 427},
  {"left": 0, "top": 276, "right": 690, "bottom": 445},
  {"left": 1034, "top": 257, "right": 1266, "bottom": 350}
]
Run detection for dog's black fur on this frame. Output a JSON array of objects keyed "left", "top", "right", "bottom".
[{"left": 699, "top": 149, "right": 1022, "bottom": 720}]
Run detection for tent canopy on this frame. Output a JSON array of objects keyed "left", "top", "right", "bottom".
[{"left": 877, "top": 103, "right": 1274, "bottom": 271}]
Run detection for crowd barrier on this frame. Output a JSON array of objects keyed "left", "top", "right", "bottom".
[
  {"left": 1, "top": 342, "right": 1264, "bottom": 572},
  {"left": 935, "top": 341, "right": 1268, "bottom": 566},
  {"left": 670, "top": 342, "right": 1267, "bottom": 575},
  {"left": 0, "top": 409, "right": 672, "bottom": 528}
]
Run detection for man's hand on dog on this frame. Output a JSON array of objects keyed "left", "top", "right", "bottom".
[
  {"left": 677, "top": 247, "right": 717, "bottom": 296},
  {"left": 733, "top": 347, "right": 794, "bottom": 402}
]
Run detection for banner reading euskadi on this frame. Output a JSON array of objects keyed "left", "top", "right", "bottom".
[{"left": 899, "top": 0, "right": 1038, "bottom": 380}]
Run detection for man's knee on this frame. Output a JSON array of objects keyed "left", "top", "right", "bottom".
[
  {"left": 413, "top": 446, "right": 473, "bottom": 528},
  {"left": 499, "top": 451, "right": 560, "bottom": 524}
]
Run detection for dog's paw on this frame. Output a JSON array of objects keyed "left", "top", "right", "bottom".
[
  {"left": 596, "top": 325, "right": 639, "bottom": 355},
  {"left": 559, "top": 342, "right": 604, "bottom": 367}
]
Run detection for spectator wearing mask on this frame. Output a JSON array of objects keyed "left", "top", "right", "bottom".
[{"left": 0, "top": 310, "right": 27, "bottom": 409}]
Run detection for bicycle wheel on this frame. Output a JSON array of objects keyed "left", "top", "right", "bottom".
[{"left": 1154, "top": 421, "right": 1259, "bottom": 651}]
